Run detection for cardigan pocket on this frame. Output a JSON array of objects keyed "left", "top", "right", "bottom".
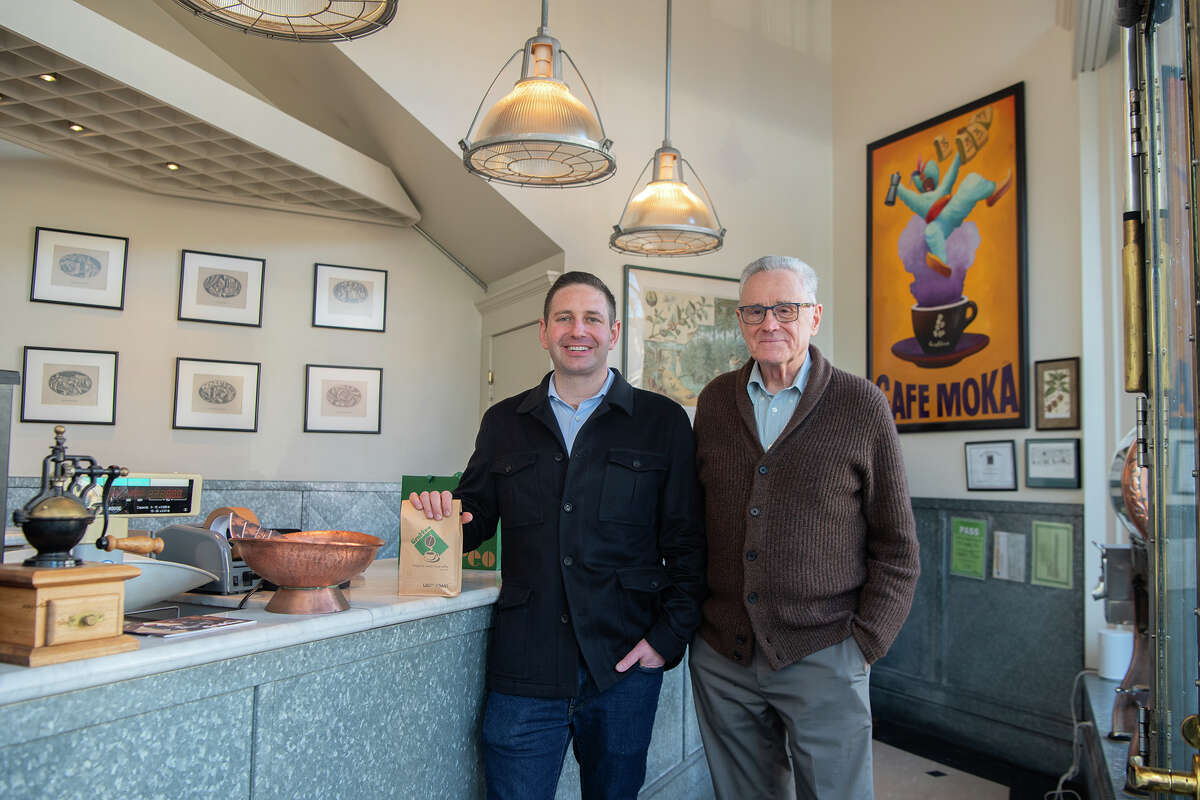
[
  {"left": 598, "top": 449, "right": 667, "bottom": 526},
  {"left": 489, "top": 582, "right": 533, "bottom": 679},
  {"left": 490, "top": 451, "right": 543, "bottom": 528}
]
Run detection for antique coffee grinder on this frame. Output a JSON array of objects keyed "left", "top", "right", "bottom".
[{"left": 0, "top": 427, "right": 151, "bottom": 667}]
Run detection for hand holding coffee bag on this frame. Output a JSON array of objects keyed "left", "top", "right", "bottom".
[{"left": 398, "top": 499, "right": 463, "bottom": 597}]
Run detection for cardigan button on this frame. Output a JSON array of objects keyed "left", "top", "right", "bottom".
[
  {"left": 747, "top": 592, "right": 759, "bottom": 604},
  {"left": 746, "top": 550, "right": 757, "bottom": 561},
  {"left": 735, "top": 634, "right": 747, "bottom": 644},
  {"left": 733, "top": 650, "right": 744, "bottom": 661},
  {"left": 749, "top": 507, "right": 761, "bottom": 517},
  {"left": 758, "top": 465, "right": 768, "bottom": 475}
]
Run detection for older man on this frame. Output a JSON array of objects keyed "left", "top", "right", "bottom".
[
  {"left": 689, "top": 256, "right": 920, "bottom": 800},
  {"left": 412, "top": 271, "right": 705, "bottom": 800}
]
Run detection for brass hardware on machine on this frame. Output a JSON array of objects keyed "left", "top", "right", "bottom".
[
  {"left": 1123, "top": 214, "right": 1148, "bottom": 394},
  {"left": 1126, "top": 715, "right": 1200, "bottom": 795}
]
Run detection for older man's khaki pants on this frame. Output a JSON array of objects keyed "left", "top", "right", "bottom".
[{"left": 688, "top": 635, "right": 873, "bottom": 800}]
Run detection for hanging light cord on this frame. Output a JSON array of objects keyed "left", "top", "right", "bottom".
[{"left": 663, "top": 0, "right": 672, "bottom": 147}]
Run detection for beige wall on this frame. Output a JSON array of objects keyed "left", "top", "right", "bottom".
[
  {"left": 832, "top": 1, "right": 1084, "bottom": 500},
  {"left": 342, "top": 0, "right": 835, "bottom": 353},
  {"left": 0, "top": 146, "right": 483, "bottom": 482}
]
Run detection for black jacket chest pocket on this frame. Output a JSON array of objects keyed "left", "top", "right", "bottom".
[
  {"left": 490, "top": 452, "right": 543, "bottom": 528},
  {"left": 598, "top": 449, "right": 668, "bottom": 526}
]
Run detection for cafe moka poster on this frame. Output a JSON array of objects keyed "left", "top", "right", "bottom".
[{"left": 866, "top": 83, "right": 1028, "bottom": 432}]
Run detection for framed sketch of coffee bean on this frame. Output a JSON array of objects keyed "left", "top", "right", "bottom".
[
  {"left": 312, "top": 263, "right": 388, "bottom": 332},
  {"left": 303, "top": 364, "right": 382, "bottom": 434},
  {"left": 1034, "top": 357, "right": 1080, "bottom": 430},
  {"left": 177, "top": 250, "right": 265, "bottom": 327},
  {"left": 173, "top": 357, "right": 261, "bottom": 432},
  {"left": 30, "top": 227, "right": 128, "bottom": 309},
  {"left": 21, "top": 346, "right": 119, "bottom": 425}
]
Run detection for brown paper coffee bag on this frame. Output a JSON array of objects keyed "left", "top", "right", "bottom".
[{"left": 398, "top": 499, "right": 463, "bottom": 596}]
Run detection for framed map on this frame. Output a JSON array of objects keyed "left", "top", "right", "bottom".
[{"left": 622, "top": 265, "right": 747, "bottom": 416}]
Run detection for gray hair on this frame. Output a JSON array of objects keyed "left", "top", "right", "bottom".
[{"left": 739, "top": 256, "right": 818, "bottom": 301}]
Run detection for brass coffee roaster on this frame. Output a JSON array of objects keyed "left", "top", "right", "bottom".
[
  {"left": 228, "top": 518, "right": 383, "bottom": 614},
  {"left": 0, "top": 426, "right": 162, "bottom": 667}
]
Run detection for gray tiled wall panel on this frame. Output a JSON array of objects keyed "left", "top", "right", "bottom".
[{"left": 300, "top": 489, "right": 404, "bottom": 558}]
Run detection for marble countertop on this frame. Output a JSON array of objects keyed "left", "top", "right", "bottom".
[{"left": 0, "top": 559, "right": 500, "bottom": 706}]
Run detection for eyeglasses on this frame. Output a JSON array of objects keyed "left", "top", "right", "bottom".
[{"left": 735, "top": 302, "right": 817, "bottom": 324}]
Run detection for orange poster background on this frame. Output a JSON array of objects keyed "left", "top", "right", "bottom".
[{"left": 867, "top": 85, "right": 1025, "bottom": 430}]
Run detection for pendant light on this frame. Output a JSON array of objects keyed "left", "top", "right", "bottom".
[
  {"left": 611, "top": 0, "right": 724, "bottom": 256},
  {"left": 459, "top": 0, "right": 615, "bottom": 187},
  {"left": 172, "top": 1, "right": 397, "bottom": 42}
]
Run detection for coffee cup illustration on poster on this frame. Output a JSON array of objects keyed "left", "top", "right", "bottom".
[{"left": 866, "top": 83, "right": 1028, "bottom": 431}]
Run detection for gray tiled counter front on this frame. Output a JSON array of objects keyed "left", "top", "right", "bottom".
[{"left": 0, "top": 558, "right": 710, "bottom": 799}]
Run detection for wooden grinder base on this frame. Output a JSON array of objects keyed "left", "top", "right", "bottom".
[{"left": 0, "top": 562, "right": 141, "bottom": 667}]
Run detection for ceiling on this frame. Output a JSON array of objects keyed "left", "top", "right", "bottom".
[{"left": 0, "top": 0, "right": 563, "bottom": 288}]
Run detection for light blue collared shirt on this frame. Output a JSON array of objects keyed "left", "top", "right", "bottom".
[
  {"left": 746, "top": 353, "right": 812, "bottom": 449},
  {"left": 548, "top": 368, "right": 615, "bottom": 455}
]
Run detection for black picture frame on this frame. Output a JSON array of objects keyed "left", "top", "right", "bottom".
[
  {"left": 303, "top": 364, "right": 383, "bottom": 434},
  {"left": 172, "top": 357, "right": 261, "bottom": 432},
  {"left": 312, "top": 263, "right": 387, "bottom": 332},
  {"left": 30, "top": 226, "right": 129, "bottom": 310},
  {"left": 964, "top": 439, "right": 1017, "bottom": 491},
  {"left": 1025, "top": 438, "right": 1081, "bottom": 489},
  {"left": 21, "top": 345, "right": 119, "bottom": 425},
  {"left": 177, "top": 250, "right": 266, "bottom": 327}
]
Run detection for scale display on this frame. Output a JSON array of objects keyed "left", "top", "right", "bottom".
[{"left": 101, "top": 474, "right": 202, "bottom": 517}]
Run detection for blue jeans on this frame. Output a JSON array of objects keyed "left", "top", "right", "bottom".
[{"left": 481, "top": 665, "right": 664, "bottom": 800}]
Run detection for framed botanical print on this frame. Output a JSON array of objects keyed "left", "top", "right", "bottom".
[
  {"left": 31, "top": 227, "right": 129, "bottom": 309},
  {"left": 312, "top": 263, "right": 387, "bottom": 332},
  {"left": 177, "top": 250, "right": 265, "bottom": 327},
  {"left": 1034, "top": 357, "right": 1080, "bottom": 430},
  {"left": 21, "top": 346, "right": 118, "bottom": 425},
  {"left": 622, "top": 264, "right": 748, "bottom": 417},
  {"left": 173, "top": 357, "right": 261, "bottom": 432}
]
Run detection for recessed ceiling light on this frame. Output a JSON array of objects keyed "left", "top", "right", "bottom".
[
  {"left": 165, "top": 162, "right": 180, "bottom": 171},
  {"left": 39, "top": 74, "right": 57, "bottom": 82},
  {"left": 67, "top": 123, "right": 84, "bottom": 133}
]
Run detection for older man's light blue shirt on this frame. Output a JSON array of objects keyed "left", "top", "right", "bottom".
[
  {"left": 746, "top": 353, "right": 812, "bottom": 449},
  {"left": 548, "top": 368, "right": 616, "bottom": 454}
]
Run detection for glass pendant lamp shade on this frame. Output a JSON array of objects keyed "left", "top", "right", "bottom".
[
  {"left": 172, "top": 1, "right": 397, "bottom": 41},
  {"left": 460, "top": 6, "right": 614, "bottom": 187},
  {"left": 610, "top": 0, "right": 723, "bottom": 255}
]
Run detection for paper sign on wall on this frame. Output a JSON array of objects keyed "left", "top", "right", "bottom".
[{"left": 950, "top": 517, "right": 987, "bottom": 579}]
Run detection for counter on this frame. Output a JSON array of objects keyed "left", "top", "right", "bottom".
[{"left": 0, "top": 559, "right": 711, "bottom": 800}]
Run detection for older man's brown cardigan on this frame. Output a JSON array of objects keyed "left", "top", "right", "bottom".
[{"left": 693, "top": 346, "right": 919, "bottom": 670}]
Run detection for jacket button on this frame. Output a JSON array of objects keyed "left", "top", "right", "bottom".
[
  {"left": 649, "top": 580, "right": 659, "bottom": 589},
  {"left": 563, "top": 502, "right": 574, "bottom": 513},
  {"left": 562, "top": 556, "right": 574, "bottom": 566},
  {"left": 749, "top": 507, "right": 761, "bottom": 517},
  {"left": 746, "top": 550, "right": 757, "bottom": 561},
  {"left": 504, "top": 465, "right": 511, "bottom": 473},
  {"left": 758, "top": 465, "right": 768, "bottom": 474},
  {"left": 632, "top": 459, "right": 641, "bottom": 468},
  {"left": 560, "top": 614, "right": 569, "bottom": 624},
  {"left": 733, "top": 650, "right": 744, "bottom": 661},
  {"left": 735, "top": 634, "right": 746, "bottom": 644},
  {"left": 554, "top": 453, "right": 564, "bottom": 462},
  {"left": 747, "top": 592, "right": 759, "bottom": 604}
]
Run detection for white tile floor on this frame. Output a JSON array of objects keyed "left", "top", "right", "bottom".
[{"left": 873, "top": 740, "right": 1009, "bottom": 800}]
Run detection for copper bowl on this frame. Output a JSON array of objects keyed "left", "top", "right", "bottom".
[{"left": 234, "top": 530, "right": 383, "bottom": 614}]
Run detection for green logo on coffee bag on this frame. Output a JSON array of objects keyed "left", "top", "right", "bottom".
[{"left": 412, "top": 526, "right": 448, "bottom": 562}]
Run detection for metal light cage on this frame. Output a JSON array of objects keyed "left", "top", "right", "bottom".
[
  {"left": 610, "top": 0, "right": 724, "bottom": 256},
  {"left": 172, "top": 1, "right": 397, "bottom": 42},
  {"left": 610, "top": 145, "right": 725, "bottom": 256},
  {"left": 459, "top": 3, "right": 614, "bottom": 187}
]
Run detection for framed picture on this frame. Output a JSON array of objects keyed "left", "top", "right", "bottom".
[
  {"left": 1025, "top": 438, "right": 1080, "bottom": 489},
  {"left": 964, "top": 439, "right": 1017, "bottom": 491},
  {"left": 173, "top": 358, "right": 260, "bottom": 432},
  {"left": 312, "top": 263, "right": 387, "bottom": 332},
  {"left": 866, "top": 83, "right": 1027, "bottom": 432},
  {"left": 1031, "top": 520, "right": 1073, "bottom": 590},
  {"left": 622, "top": 264, "right": 749, "bottom": 416},
  {"left": 1034, "top": 357, "right": 1080, "bottom": 430},
  {"left": 304, "top": 364, "right": 382, "bottom": 433},
  {"left": 21, "top": 346, "right": 118, "bottom": 425},
  {"left": 177, "top": 250, "right": 265, "bottom": 327},
  {"left": 30, "top": 226, "right": 129, "bottom": 309}
]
